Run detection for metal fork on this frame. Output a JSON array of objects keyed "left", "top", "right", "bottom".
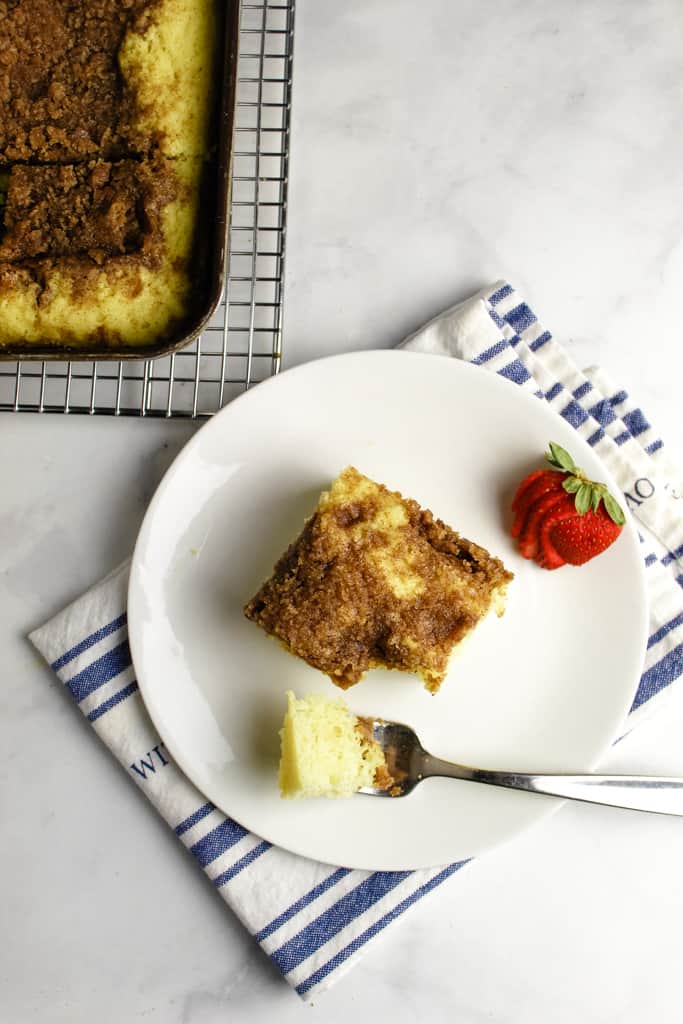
[{"left": 359, "top": 719, "right": 683, "bottom": 814}]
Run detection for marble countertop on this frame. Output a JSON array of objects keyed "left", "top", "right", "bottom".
[{"left": 3, "top": 2, "right": 683, "bottom": 1021}]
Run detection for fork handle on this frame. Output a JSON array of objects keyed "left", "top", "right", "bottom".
[{"left": 423, "top": 756, "right": 683, "bottom": 816}]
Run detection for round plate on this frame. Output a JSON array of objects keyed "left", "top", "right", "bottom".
[{"left": 128, "top": 350, "right": 647, "bottom": 870}]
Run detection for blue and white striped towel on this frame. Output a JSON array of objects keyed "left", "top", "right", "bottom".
[{"left": 29, "top": 281, "right": 683, "bottom": 998}]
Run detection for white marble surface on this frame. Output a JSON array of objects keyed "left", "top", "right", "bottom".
[{"left": 3, "top": 1, "right": 683, "bottom": 1020}]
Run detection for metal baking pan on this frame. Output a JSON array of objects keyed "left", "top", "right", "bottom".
[{"left": 0, "top": 0, "right": 239, "bottom": 362}]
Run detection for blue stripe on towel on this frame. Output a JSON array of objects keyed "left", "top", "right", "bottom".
[
  {"left": 66, "top": 640, "right": 132, "bottom": 703},
  {"left": 487, "top": 307, "right": 506, "bottom": 331},
  {"left": 646, "top": 439, "right": 663, "bottom": 455},
  {"left": 613, "top": 430, "right": 630, "bottom": 446},
  {"left": 587, "top": 427, "right": 605, "bottom": 447},
  {"left": 561, "top": 399, "right": 589, "bottom": 429},
  {"left": 295, "top": 861, "right": 469, "bottom": 995},
  {"left": 271, "top": 872, "right": 412, "bottom": 974},
  {"left": 472, "top": 339, "right": 509, "bottom": 365},
  {"left": 214, "top": 841, "right": 272, "bottom": 888},
  {"left": 623, "top": 408, "right": 650, "bottom": 438},
  {"left": 488, "top": 284, "right": 513, "bottom": 305},
  {"left": 190, "top": 819, "right": 248, "bottom": 868},
  {"left": 631, "top": 643, "right": 683, "bottom": 711},
  {"left": 573, "top": 381, "right": 592, "bottom": 401},
  {"left": 545, "top": 382, "right": 563, "bottom": 402},
  {"left": 587, "top": 399, "right": 616, "bottom": 428},
  {"left": 662, "top": 544, "right": 683, "bottom": 566},
  {"left": 87, "top": 681, "right": 139, "bottom": 722},
  {"left": 175, "top": 802, "right": 215, "bottom": 837},
  {"left": 255, "top": 868, "right": 352, "bottom": 943},
  {"left": 504, "top": 302, "right": 537, "bottom": 333},
  {"left": 529, "top": 329, "right": 552, "bottom": 352},
  {"left": 609, "top": 390, "right": 628, "bottom": 408},
  {"left": 647, "top": 612, "right": 683, "bottom": 649},
  {"left": 498, "top": 359, "right": 531, "bottom": 385},
  {"left": 51, "top": 612, "right": 127, "bottom": 671}
]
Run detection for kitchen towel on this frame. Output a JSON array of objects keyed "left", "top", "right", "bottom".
[{"left": 29, "top": 281, "right": 683, "bottom": 999}]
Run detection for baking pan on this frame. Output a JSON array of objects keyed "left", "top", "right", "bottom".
[{"left": 0, "top": 0, "right": 239, "bottom": 362}]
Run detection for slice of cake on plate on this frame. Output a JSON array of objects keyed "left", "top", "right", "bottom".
[{"left": 245, "top": 467, "right": 513, "bottom": 693}]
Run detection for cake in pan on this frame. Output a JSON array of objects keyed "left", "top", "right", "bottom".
[
  {"left": 0, "top": 0, "right": 217, "bottom": 349},
  {"left": 245, "top": 467, "right": 513, "bottom": 693}
]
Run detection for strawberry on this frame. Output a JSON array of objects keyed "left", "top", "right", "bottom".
[
  {"left": 536, "top": 495, "right": 576, "bottom": 569},
  {"left": 548, "top": 505, "right": 624, "bottom": 565},
  {"left": 511, "top": 441, "right": 626, "bottom": 570},
  {"left": 511, "top": 468, "right": 557, "bottom": 513},
  {"left": 518, "top": 489, "right": 567, "bottom": 559},
  {"left": 510, "top": 469, "right": 564, "bottom": 538}
]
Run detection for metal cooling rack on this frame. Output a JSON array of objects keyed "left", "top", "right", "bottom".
[{"left": 0, "top": 0, "right": 294, "bottom": 417}]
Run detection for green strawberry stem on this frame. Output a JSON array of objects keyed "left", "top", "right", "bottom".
[{"left": 545, "top": 442, "right": 625, "bottom": 526}]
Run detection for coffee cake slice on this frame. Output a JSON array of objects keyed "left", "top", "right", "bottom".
[{"left": 244, "top": 467, "right": 513, "bottom": 693}]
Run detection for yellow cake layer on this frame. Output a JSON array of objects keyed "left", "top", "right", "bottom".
[
  {"left": 278, "top": 691, "right": 389, "bottom": 799},
  {"left": 120, "top": 0, "right": 217, "bottom": 159}
]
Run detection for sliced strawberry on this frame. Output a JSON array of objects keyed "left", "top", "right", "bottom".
[
  {"left": 535, "top": 496, "right": 577, "bottom": 569},
  {"left": 511, "top": 469, "right": 555, "bottom": 513},
  {"left": 511, "top": 471, "right": 565, "bottom": 538},
  {"left": 536, "top": 544, "right": 566, "bottom": 571},
  {"left": 509, "top": 441, "right": 626, "bottom": 570},
  {"left": 518, "top": 490, "right": 567, "bottom": 560},
  {"left": 549, "top": 507, "right": 623, "bottom": 565}
]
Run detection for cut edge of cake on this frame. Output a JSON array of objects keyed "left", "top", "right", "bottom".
[{"left": 278, "top": 690, "right": 394, "bottom": 799}]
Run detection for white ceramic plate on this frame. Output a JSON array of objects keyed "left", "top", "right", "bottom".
[{"left": 128, "top": 350, "right": 648, "bottom": 870}]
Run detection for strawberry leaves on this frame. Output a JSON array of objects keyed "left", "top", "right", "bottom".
[
  {"left": 546, "top": 442, "right": 577, "bottom": 473},
  {"left": 603, "top": 490, "right": 626, "bottom": 526},
  {"left": 575, "top": 483, "right": 592, "bottom": 515},
  {"left": 545, "top": 441, "right": 625, "bottom": 525}
]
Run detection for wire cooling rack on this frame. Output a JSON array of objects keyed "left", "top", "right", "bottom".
[{"left": 0, "top": 0, "right": 294, "bottom": 417}]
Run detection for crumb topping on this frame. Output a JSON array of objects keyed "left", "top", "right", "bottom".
[
  {"left": 0, "top": 0, "right": 194, "bottom": 322},
  {"left": 0, "top": 0, "right": 154, "bottom": 162},
  {"left": 0, "top": 159, "right": 176, "bottom": 265}
]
